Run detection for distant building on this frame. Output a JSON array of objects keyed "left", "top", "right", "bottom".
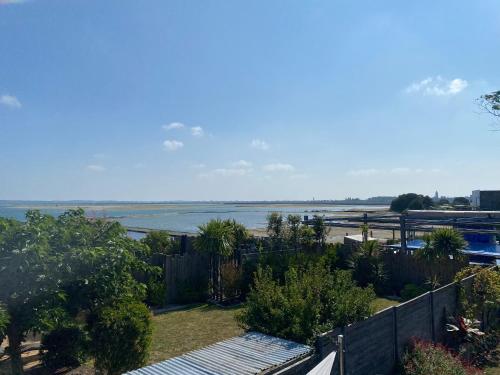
[
  {"left": 471, "top": 190, "right": 500, "bottom": 210},
  {"left": 433, "top": 191, "right": 439, "bottom": 202}
]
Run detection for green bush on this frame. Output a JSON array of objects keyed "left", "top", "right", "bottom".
[
  {"left": 41, "top": 326, "right": 89, "bottom": 370},
  {"left": 146, "top": 279, "right": 167, "bottom": 307},
  {"left": 238, "top": 264, "right": 375, "bottom": 344},
  {"left": 401, "top": 283, "right": 427, "bottom": 301},
  {"left": 402, "top": 340, "right": 480, "bottom": 375},
  {"left": 91, "top": 301, "right": 152, "bottom": 375},
  {"left": 141, "top": 230, "right": 177, "bottom": 255}
]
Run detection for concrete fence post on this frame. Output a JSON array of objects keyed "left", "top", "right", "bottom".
[{"left": 338, "top": 335, "right": 345, "bottom": 375}]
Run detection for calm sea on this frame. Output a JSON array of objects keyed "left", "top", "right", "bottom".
[{"left": 0, "top": 201, "right": 388, "bottom": 234}]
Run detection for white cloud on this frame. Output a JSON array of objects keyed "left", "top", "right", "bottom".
[
  {"left": 163, "top": 140, "right": 184, "bottom": 151},
  {"left": 232, "top": 160, "right": 252, "bottom": 168},
  {"left": 347, "top": 168, "right": 381, "bottom": 176},
  {"left": 190, "top": 126, "right": 204, "bottom": 137},
  {"left": 190, "top": 163, "right": 206, "bottom": 169},
  {"left": 162, "top": 122, "right": 185, "bottom": 131},
  {"left": 290, "top": 173, "right": 308, "bottom": 180},
  {"left": 86, "top": 164, "right": 106, "bottom": 172},
  {"left": 390, "top": 167, "right": 411, "bottom": 175},
  {"left": 0, "top": 95, "right": 21, "bottom": 109},
  {"left": 348, "top": 167, "right": 443, "bottom": 177},
  {"left": 250, "top": 139, "right": 270, "bottom": 150},
  {"left": 0, "top": 0, "right": 27, "bottom": 5},
  {"left": 405, "top": 76, "right": 468, "bottom": 96},
  {"left": 213, "top": 168, "right": 249, "bottom": 176},
  {"left": 263, "top": 163, "right": 295, "bottom": 172}
]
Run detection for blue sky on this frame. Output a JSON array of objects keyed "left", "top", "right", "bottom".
[{"left": 1, "top": 0, "right": 499, "bottom": 201}]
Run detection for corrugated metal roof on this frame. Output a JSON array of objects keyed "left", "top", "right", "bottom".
[{"left": 125, "top": 332, "right": 312, "bottom": 375}]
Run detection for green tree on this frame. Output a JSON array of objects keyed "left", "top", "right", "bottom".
[
  {"left": 0, "top": 209, "right": 155, "bottom": 374},
  {"left": 223, "top": 219, "right": 249, "bottom": 249},
  {"left": 478, "top": 90, "right": 500, "bottom": 119},
  {"left": 286, "top": 214, "right": 302, "bottom": 251},
  {"left": 141, "top": 230, "right": 176, "bottom": 254},
  {"left": 238, "top": 264, "right": 374, "bottom": 343},
  {"left": 195, "top": 219, "right": 235, "bottom": 256},
  {"left": 0, "top": 304, "right": 8, "bottom": 344},
  {"left": 91, "top": 301, "right": 152, "bottom": 375},
  {"left": 390, "top": 193, "right": 434, "bottom": 212},
  {"left": 311, "top": 215, "right": 328, "bottom": 249},
  {"left": 267, "top": 212, "right": 284, "bottom": 250},
  {"left": 452, "top": 197, "right": 470, "bottom": 206},
  {"left": 351, "top": 240, "right": 386, "bottom": 293}
]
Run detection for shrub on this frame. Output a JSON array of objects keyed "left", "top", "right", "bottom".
[
  {"left": 41, "top": 326, "right": 89, "bottom": 370},
  {"left": 91, "top": 301, "right": 152, "bottom": 375},
  {"left": 238, "top": 264, "right": 375, "bottom": 344},
  {"left": 401, "top": 284, "right": 427, "bottom": 301},
  {"left": 141, "top": 230, "right": 177, "bottom": 255},
  {"left": 146, "top": 278, "right": 167, "bottom": 307},
  {"left": 402, "top": 340, "right": 480, "bottom": 375},
  {"left": 220, "top": 262, "right": 243, "bottom": 300}
]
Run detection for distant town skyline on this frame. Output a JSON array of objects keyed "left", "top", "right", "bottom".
[{"left": 1, "top": 0, "right": 499, "bottom": 201}]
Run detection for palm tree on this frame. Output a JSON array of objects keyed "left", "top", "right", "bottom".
[{"left": 195, "top": 220, "right": 235, "bottom": 301}]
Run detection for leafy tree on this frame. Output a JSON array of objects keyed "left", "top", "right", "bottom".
[
  {"left": 299, "top": 225, "right": 315, "bottom": 250},
  {"left": 478, "top": 90, "right": 500, "bottom": 120},
  {"left": 286, "top": 214, "right": 302, "bottom": 251},
  {"left": 141, "top": 230, "right": 176, "bottom": 254},
  {"left": 238, "top": 264, "right": 375, "bottom": 343},
  {"left": 439, "top": 198, "right": 450, "bottom": 205},
  {"left": 390, "top": 193, "right": 434, "bottom": 212},
  {"left": 91, "top": 301, "right": 152, "bottom": 375},
  {"left": 452, "top": 197, "right": 470, "bottom": 206},
  {"left": 41, "top": 326, "right": 89, "bottom": 370},
  {"left": 195, "top": 219, "right": 235, "bottom": 256},
  {"left": 223, "top": 219, "right": 249, "bottom": 249},
  {"left": 267, "top": 212, "right": 284, "bottom": 249},
  {"left": 0, "top": 212, "right": 63, "bottom": 374},
  {"left": 0, "top": 304, "right": 8, "bottom": 344},
  {"left": 351, "top": 241, "right": 387, "bottom": 293},
  {"left": 311, "top": 215, "right": 328, "bottom": 248},
  {"left": 430, "top": 228, "right": 466, "bottom": 260},
  {"left": 0, "top": 209, "right": 155, "bottom": 374}
]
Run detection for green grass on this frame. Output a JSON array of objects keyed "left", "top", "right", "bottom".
[
  {"left": 485, "top": 367, "right": 500, "bottom": 375},
  {"left": 149, "top": 304, "right": 244, "bottom": 364},
  {"left": 372, "top": 297, "right": 400, "bottom": 312}
]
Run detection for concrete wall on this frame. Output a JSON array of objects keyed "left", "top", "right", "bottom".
[
  {"left": 479, "top": 190, "right": 500, "bottom": 210},
  {"left": 308, "top": 272, "right": 489, "bottom": 375}
]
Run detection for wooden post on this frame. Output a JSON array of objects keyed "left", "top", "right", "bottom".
[{"left": 400, "top": 215, "right": 407, "bottom": 252}]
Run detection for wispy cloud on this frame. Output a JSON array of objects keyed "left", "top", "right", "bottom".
[
  {"left": 163, "top": 140, "right": 184, "bottom": 151},
  {"left": 405, "top": 76, "right": 468, "bottom": 96},
  {"left": 0, "top": 0, "right": 28, "bottom": 5},
  {"left": 0, "top": 94, "right": 21, "bottom": 109},
  {"left": 86, "top": 164, "right": 106, "bottom": 172},
  {"left": 190, "top": 126, "right": 204, "bottom": 137},
  {"left": 199, "top": 167, "right": 252, "bottom": 178},
  {"left": 250, "top": 139, "right": 270, "bottom": 151},
  {"left": 263, "top": 163, "right": 295, "bottom": 172},
  {"left": 162, "top": 122, "right": 185, "bottom": 131},
  {"left": 190, "top": 163, "right": 206, "bottom": 169},
  {"left": 347, "top": 168, "right": 380, "bottom": 177},
  {"left": 348, "top": 167, "right": 442, "bottom": 176},
  {"left": 231, "top": 160, "right": 252, "bottom": 168}
]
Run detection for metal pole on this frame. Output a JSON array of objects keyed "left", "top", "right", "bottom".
[{"left": 338, "top": 335, "right": 345, "bottom": 375}]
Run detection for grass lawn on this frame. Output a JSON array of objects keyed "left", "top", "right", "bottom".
[
  {"left": 486, "top": 367, "right": 500, "bottom": 375},
  {"left": 372, "top": 297, "right": 400, "bottom": 312},
  {"left": 150, "top": 304, "right": 244, "bottom": 364}
]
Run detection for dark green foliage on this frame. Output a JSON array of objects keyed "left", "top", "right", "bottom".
[
  {"left": 286, "top": 214, "right": 301, "bottom": 250},
  {"left": 41, "top": 326, "right": 89, "bottom": 370},
  {"left": 267, "top": 212, "right": 284, "bottom": 250},
  {"left": 439, "top": 198, "right": 451, "bottom": 205},
  {"left": 351, "top": 241, "right": 388, "bottom": 294},
  {"left": 0, "top": 209, "right": 156, "bottom": 374},
  {"left": 146, "top": 278, "right": 167, "bottom": 307},
  {"left": 401, "top": 283, "right": 427, "bottom": 301},
  {"left": 390, "top": 193, "right": 434, "bottom": 212},
  {"left": 453, "top": 197, "right": 470, "bottom": 206},
  {"left": 238, "top": 264, "right": 375, "bottom": 344},
  {"left": 478, "top": 90, "right": 500, "bottom": 118},
  {"left": 91, "top": 301, "right": 152, "bottom": 375},
  {"left": 417, "top": 228, "right": 467, "bottom": 262},
  {"left": 195, "top": 219, "right": 235, "bottom": 256},
  {"left": 311, "top": 215, "right": 328, "bottom": 248},
  {"left": 0, "top": 305, "right": 8, "bottom": 343},
  {"left": 401, "top": 340, "right": 480, "bottom": 375},
  {"left": 141, "top": 231, "right": 177, "bottom": 255}
]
